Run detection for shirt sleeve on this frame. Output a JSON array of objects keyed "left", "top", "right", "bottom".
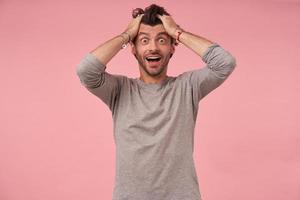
[
  {"left": 188, "top": 43, "right": 237, "bottom": 105},
  {"left": 76, "top": 53, "right": 123, "bottom": 113}
]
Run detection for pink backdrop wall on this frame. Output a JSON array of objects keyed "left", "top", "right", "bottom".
[{"left": 1, "top": 0, "right": 299, "bottom": 199}]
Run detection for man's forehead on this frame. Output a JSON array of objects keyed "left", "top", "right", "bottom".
[
  {"left": 137, "top": 24, "right": 169, "bottom": 37},
  {"left": 137, "top": 31, "right": 169, "bottom": 37}
]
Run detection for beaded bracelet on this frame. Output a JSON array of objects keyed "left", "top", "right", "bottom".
[{"left": 120, "top": 32, "right": 131, "bottom": 49}]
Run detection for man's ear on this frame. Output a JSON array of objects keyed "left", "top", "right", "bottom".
[
  {"left": 170, "top": 44, "right": 175, "bottom": 58},
  {"left": 130, "top": 42, "right": 137, "bottom": 57}
]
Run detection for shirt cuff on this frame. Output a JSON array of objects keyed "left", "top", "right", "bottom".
[
  {"left": 85, "top": 53, "right": 107, "bottom": 71},
  {"left": 201, "top": 43, "right": 220, "bottom": 63}
]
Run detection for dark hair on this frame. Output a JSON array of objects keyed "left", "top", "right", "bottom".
[{"left": 131, "top": 4, "right": 176, "bottom": 45}]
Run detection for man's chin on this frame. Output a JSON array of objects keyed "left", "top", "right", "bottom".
[
  {"left": 146, "top": 59, "right": 162, "bottom": 67},
  {"left": 138, "top": 59, "right": 166, "bottom": 77},
  {"left": 145, "top": 66, "right": 165, "bottom": 77}
]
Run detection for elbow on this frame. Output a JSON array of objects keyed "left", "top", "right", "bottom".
[
  {"left": 224, "top": 53, "right": 237, "bottom": 71},
  {"left": 228, "top": 55, "right": 237, "bottom": 70},
  {"left": 76, "top": 64, "right": 89, "bottom": 88},
  {"left": 76, "top": 63, "right": 84, "bottom": 78},
  {"left": 223, "top": 54, "right": 237, "bottom": 77},
  {"left": 76, "top": 62, "right": 88, "bottom": 80},
  {"left": 75, "top": 63, "right": 88, "bottom": 85},
  {"left": 211, "top": 54, "right": 237, "bottom": 79},
  {"left": 75, "top": 61, "right": 103, "bottom": 89}
]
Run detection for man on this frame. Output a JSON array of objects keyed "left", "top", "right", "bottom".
[{"left": 76, "top": 4, "right": 236, "bottom": 200}]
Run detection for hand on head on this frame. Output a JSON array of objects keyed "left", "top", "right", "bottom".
[
  {"left": 156, "top": 14, "right": 183, "bottom": 40},
  {"left": 132, "top": 8, "right": 144, "bottom": 18},
  {"left": 123, "top": 8, "right": 145, "bottom": 42},
  {"left": 124, "top": 6, "right": 183, "bottom": 45}
]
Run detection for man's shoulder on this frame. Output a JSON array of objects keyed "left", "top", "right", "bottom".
[
  {"left": 175, "top": 67, "right": 208, "bottom": 81},
  {"left": 107, "top": 73, "right": 139, "bottom": 88},
  {"left": 106, "top": 73, "right": 130, "bottom": 81}
]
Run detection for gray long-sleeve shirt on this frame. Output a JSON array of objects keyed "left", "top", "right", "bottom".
[{"left": 76, "top": 43, "right": 236, "bottom": 200}]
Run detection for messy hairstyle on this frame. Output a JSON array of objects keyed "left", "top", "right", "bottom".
[{"left": 131, "top": 4, "right": 176, "bottom": 45}]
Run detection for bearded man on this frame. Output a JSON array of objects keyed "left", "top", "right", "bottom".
[{"left": 76, "top": 4, "right": 236, "bottom": 200}]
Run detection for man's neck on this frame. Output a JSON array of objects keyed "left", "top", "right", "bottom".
[{"left": 139, "top": 74, "right": 168, "bottom": 84}]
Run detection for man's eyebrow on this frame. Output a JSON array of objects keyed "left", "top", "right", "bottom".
[
  {"left": 137, "top": 31, "right": 170, "bottom": 37},
  {"left": 157, "top": 32, "right": 170, "bottom": 37}
]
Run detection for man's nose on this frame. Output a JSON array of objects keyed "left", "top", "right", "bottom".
[{"left": 148, "top": 40, "right": 158, "bottom": 50}]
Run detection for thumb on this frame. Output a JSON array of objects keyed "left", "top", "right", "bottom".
[{"left": 137, "top": 13, "right": 144, "bottom": 19}]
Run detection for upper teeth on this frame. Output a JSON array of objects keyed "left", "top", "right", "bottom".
[{"left": 147, "top": 56, "right": 160, "bottom": 59}]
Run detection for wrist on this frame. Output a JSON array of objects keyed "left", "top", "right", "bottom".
[
  {"left": 121, "top": 32, "right": 131, "bottom": 43},
  {"left": 173, "top": 26, "right": 184, "bottom": 44},
  {"left": 120, "top": 32, "right": 131, "bottom": 49}
]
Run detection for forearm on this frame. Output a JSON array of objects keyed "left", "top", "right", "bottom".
[
  {"left": 76, "top": 49, "right": 121, "bottom": 110},
  {"left": 89, "top": 34, "right": 127, "bottom": 66},
  {"left": 178, "top": 31, "right": 214, "bottom": 58},
  {"left": 177, "top": 30, "right": 236, "bottom": 78}
]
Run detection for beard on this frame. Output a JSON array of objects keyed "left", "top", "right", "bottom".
[{"left": 134, "top": 52, "right": 172, "bottom": 77}]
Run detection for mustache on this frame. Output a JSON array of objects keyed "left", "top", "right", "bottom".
[{"left": 144, "top": 50, "right": 161, "bottom": 56}]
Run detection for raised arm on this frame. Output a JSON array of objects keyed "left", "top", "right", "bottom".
[
  {"left": 157, "top": 14, "right": 236, "bottom": 103},
  {"left": 156, "top": 14, "right": 214, "bottom": 57},
  {"left": 89, "top": 14, "right": 144, "bottom": 65},
  {"left": 76, "top": 14, "right": 144, "bottom": 112}
]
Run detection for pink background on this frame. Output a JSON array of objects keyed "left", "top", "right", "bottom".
[{"left": 1, "top": 0, "right": 299, "bottom": 199}]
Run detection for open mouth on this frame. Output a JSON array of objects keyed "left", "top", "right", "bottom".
[{"left": 145, "top": 55, "right": 162, "bottom": 62}]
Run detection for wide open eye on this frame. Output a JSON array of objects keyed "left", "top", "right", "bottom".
[
  {"left": 158, "top": 38, "right": 166, "bottom": 44},
  {"left": 140, "top": 38, "right": 149, "bottom": 44}
]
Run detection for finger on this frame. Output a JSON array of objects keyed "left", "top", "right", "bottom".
[
  {"left": 156, "top": 14, "right": 162, "bottom": 19},
  {"left": 137, "top": 14, "right": 144, "bottom": 21},
  {"left": 136, "top": 13, "right": 143, "bottom": 18},
  {"left": 132, "top": 8, "right": 144, "bottom": 18}
]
